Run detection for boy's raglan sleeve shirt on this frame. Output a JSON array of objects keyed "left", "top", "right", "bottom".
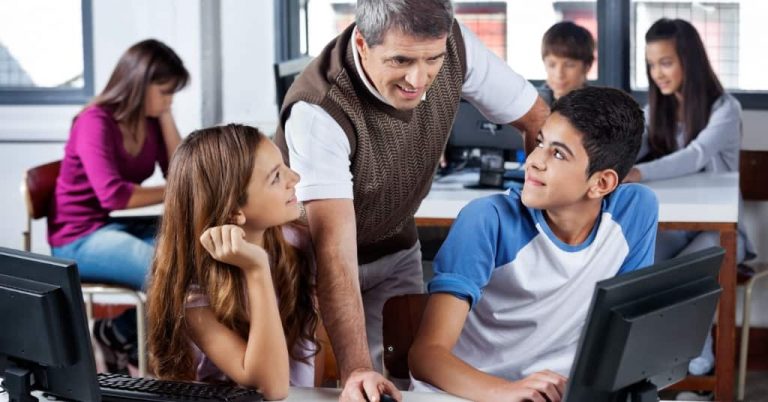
[
  {"left": 614, "top": 184, "right": 660, "bottom": 274},
  {"left": 428, "top": 197, "right": 502, "bottom": 309}
]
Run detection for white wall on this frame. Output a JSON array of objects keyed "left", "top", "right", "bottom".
[
  {"left": 92, "top": 0, "right": 203, "bottom": 137},
  {"left": 220, "top": 0, "right": 278, "bottom": 134},
  {"left": 0, "top": 0, "right": 278, "bottom": 256}
]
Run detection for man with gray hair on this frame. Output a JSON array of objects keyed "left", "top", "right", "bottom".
[{"left": 275, "top": 1, "right": 548, "bottom": 400}]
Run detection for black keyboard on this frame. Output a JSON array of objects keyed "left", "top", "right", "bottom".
[{"left": 97, "top": 372, "right": 263, "bottom": 402}]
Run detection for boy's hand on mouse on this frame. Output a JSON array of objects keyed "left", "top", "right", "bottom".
[
  {"left": 339, "top": 368, "right": 402, "bottom": 402},
  {"left": 492, "top": 370, "right": 566, "bottom": 402},
  {"left": 200, "top": 225, "right": 270, "bottom": 271}
]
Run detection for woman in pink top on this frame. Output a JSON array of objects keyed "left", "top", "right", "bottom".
[
  {"left": 49, "top": 39, "right": 189, "bottom": 371},
  {"left": 147, "top": 125, "right": 318, "bottom": 399}
]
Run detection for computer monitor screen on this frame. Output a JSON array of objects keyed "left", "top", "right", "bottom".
[
  {"left": 448, "top": 99, "right": 524, "bottom": 155},
  {"left": 0, "top": 247, "right": 100, "bottom": 401},
  {"left": 273, "top": 56, "right": 313, "bottom": 111},
  {"left": 564, "top": 246, "right": 724, "bottom": 402}
]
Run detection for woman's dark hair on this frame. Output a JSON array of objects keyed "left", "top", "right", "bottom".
[
  {"left": 645, "top": 18, "right": 723, "bottom": 157},
  {"left": 86, "top": 39, "right": 189, "bottom": 136},
  {"left": 541, "top": 21, "right": 595, "bottom": 67}
]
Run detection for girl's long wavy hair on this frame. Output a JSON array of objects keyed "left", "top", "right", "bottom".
[
  {"left": 645, "top": 18, "right": 724, "bottom": 158},
  {"left": 84, "top": 39, "right": 189, "bottom": 134},
  {"left": 147, "top": 124, "right": 318, "bottom": 381}
]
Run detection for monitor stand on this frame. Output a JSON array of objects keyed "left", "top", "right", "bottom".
[
  {"left": 464, "top": 149, "right": 505, "bottom": 189},
  {"left": 2, "top": 365, "right": 37, "bottom": 402},
  {"left": 619, "top": 380, "right": 658, "bottom": 402},
  {"left": 462, "top": 149, "right": 525, "bottom": 189}
]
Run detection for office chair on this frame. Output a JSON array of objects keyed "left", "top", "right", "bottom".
[
  {"left": 737, "top": 150, "right": 768, "bottom": 401},
  {"left": 21, "top": 160, "right": 148, "bottom": 376},
  {"left": 382, "top": 293, "right": 428, "bottom": 381}
]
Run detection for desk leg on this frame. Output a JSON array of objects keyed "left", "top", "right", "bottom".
[{"left": 716, "top": 228, "right": 737, "bottom": 401}]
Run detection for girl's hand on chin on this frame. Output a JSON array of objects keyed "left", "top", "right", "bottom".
[{"left": 200, "top": 225, "right": 270, "bottom": 272}]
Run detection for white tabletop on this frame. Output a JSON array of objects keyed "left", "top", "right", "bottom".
[
  {"left": 0, "top": 387, "right": 685, "bottom": 402},
  {"left": 110, "top": 203, "right": 162, "bottom": 218},
  {"left": 416, "top": 170, "right": 739, "bottom": 224},
  {"left": 112, "top": 171, "right": 739, "bottom": 225},
  {"left": 286, "top": 387, "right": 468, "bottom": 401},
  {"left": 0, "top": 387, "right": 465, "bottom": 402}
]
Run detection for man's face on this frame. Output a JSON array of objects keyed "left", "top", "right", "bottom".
[{"left": 356, "top": 29, "right": 447, "bottom": 111}]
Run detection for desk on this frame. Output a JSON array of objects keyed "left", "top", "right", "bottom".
[
  {"left": 287, "top": 387, "right": 467, "bottom": 401},
  {"left": 0, "top": 387, "right": 692, "bottom": 402},
  {"left": 415, "top": 171, "right": 739, "bottom": 400},
  {"left": 110, "top": 204, "right": 163, "bottom": 218},
  {"left": 107, "top": 172, "right": 739, "bottom": 399}
]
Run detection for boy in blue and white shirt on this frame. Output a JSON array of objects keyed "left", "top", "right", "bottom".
[{"left": 409, "top": 87, "right": 658, "bottom": 402}]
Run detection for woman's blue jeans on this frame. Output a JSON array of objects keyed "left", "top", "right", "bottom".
[
  {"left": 52, "top": 219, "right": 156, "bottom": 290},
  {"left": 52, "top": 219, "right": 157, "bottom": 340}
]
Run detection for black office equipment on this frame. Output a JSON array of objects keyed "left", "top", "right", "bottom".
[
  {"left": 0, "top": 247, "right": 266, "bottom": 402},
  {"left": 446, "top": 100, "right": 525, "bottom": 188},
  {"left": 0, "top": 247, "right": 101, "bottom": 401},
  {"left": 273, "top": 56, "right": 313, "bottom": 111},
  {"left": 98, "top": 372, "right": 263, "bottom": 402},
  {"left": 564, "top": 247, "right": 724, "bottom": 402}
]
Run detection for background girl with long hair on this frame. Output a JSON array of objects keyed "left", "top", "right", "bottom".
[
  {"left": 48, "top": 38, "right": 189, "bottom": 371},
  {"left": 624, "top": 18, "right": 754, "bottom": 378},
  {"left": 147, "top": 124, "right": 318, "bottom": 400}
]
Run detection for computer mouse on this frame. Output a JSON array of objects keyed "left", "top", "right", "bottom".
[
  {"left": 379, "top": 393, "right": 397, "bottom": 402},
  {"left": 364, "top": 393, "right": 397, "bottom": 402}
]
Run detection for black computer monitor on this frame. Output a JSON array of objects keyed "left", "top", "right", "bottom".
[
  {"left": 0, "top": 247, "right": 100, "bottom": 401},
  {"left": 564, "top": 247, "right": 724, "bottom": 402},
  {"left": 273, "top": 56, "right": 313, "bottom": 111},
  {"left": 449, "top": 99, "right": 524, "bottom": 152},
  {"left": 446, "top": 100, "right": 526, "bottom": 187}
]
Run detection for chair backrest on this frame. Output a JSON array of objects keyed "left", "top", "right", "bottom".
[
  {"left": 382, "top": 293, "right": 428, "bottom": 379},
  {"left": 740, "top": 150, "right": 768, "bottom": 201},
  {"left": 23, "top": 160, "right": 61, "bottom": 219}
]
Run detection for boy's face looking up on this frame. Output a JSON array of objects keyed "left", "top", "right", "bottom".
[{"left": 521, "top": 112, "right": 601, "bottom": 211}]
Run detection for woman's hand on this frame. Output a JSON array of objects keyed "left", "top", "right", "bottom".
[
  {"left": 158, "top": 109, "right": 182, "bottom": 160},
  {"left": 623, "top": 167, "right": 642, "bottom": 183},
  {"left": 199, "top": 225, "right": 270, "bottom": 272}
]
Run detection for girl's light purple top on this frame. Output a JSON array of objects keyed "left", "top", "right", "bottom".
[{"left": 48, "top": 105, "right": 168, "bottom": 247}]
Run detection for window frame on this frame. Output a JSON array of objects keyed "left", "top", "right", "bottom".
[
  {"left": 277, "top": 0, "right": 768, "bottom": 109},
  {"left": 275, "top": 0, "right": 304, "bottom": 62},
  {"left": 625, "top": 0, "right": 768, "bottom": 109},
  {"left": 0, "top": 0, "right": 94, "bottom": 105}
]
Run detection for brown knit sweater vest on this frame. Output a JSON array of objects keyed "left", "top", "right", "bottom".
[{"left": 275, "top": 21, "right": 466, "bottom": 264}]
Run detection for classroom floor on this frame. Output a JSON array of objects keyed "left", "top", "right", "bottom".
[
  {"left": 659, "top": 371, "right": 768, "bottom": 401},
  {"left": 742, "top": 371, "right": 768, "bottom": 402}
]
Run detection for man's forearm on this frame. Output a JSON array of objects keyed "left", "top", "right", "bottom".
[
  {"left": 512, "top": 95, "right": 550, "bottom": 155},
  {"left": 305, "top": 199, "right": 373, "bottom": 382},
  {"left": 315, "top": 248, "right": 372, "bottom": 381}
]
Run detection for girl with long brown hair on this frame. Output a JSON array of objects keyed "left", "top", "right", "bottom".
[
  {"left": 147, "top": 124, "right": 318, "bottom": 399},
  {"left": 48, "top": 38, "right": 189, "bottom": 372},
  {"left": 624, "top": 18, "right": 753, "bottom": 379}
]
